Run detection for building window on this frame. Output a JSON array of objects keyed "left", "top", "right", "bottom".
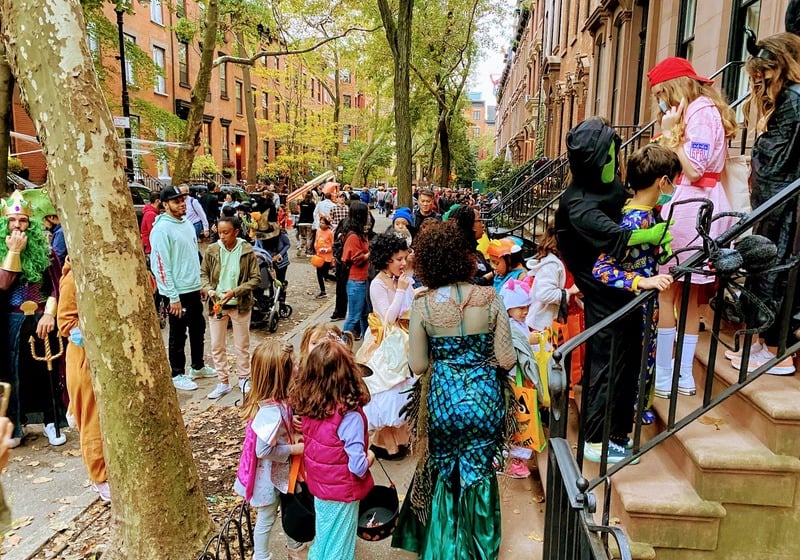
[
  {"left": 676, "top": 0, "right": 697, "bottom": 60},
  {"left": 275, "top": 99, "right": 280, "bottom": 122},
  {"left": 124, "top": 33, "right": 136, "bottom": 86},
  {"left": 473, "top": 126, "right": 480, "bottom": 138},
  {"left": 343, "top": 124, "right": 351, "bottom": 144},
  {"left": 340, "top": 69, "right": 351, "bottom": 83},
  {"left": 178, "top": 42, "right": 189, "bottom": 86},
  {"left": 343, "top": 94, "right": 352, "bottom": 108},
  {"left": 252, "top": 87, "right": 258, "bottom": 112},
  {"left": 725, "top": 0, "right": 761, "bottom": 107},
  {"left": 150, "top": 0, "right": 163, "bottom": 25},
  {"left": 473, "top": 110, "right": 480, "bottom": 122},
  {"left": 593, "top": 38, "right": 606, "bottom": 116},
  {"left": 221, "top": 124, "right": 230, "bottom": 163},
  {"left": 176, "top": 0, "right": 185, "bottom": 18},
  {"left": 235, "top": 81, "right": 243, "bottom": 115},
  {"left": 153, "top": 47, "right": 166, "bottom": 94},
  {"left": 263, "top": 140, "right": 270, "bottom": 163},
  {"left": 156, "top": 126, "right": 168, "bottom": 177},
  {"left": 262, "top": 92, "right": 269, "bottom": 119},
  {"left": 87, "top": 22, "right": 100, "bottom": 60},
  {"left": 219, "top": 57, "right": 228, "bottom": 99},
  {"left": 204, "top": 121, "right": 212, "bottom": 155}
]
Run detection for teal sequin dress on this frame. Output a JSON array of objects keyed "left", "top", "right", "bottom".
[{"left": 393, "top": 287, "right": 511, "bottom": 559}]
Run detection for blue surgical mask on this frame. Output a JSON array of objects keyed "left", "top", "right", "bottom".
[{"left": 658, "top": 100, "right": 669, "bottom": 114}]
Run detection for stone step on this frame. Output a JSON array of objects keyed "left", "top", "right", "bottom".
[
  {"left": 695, "top": 333, "right": 800, "bottom": 457},
  {"left": 610, "top": 443, "right": 726, "bottom": 551},
  {"left": 651, "top": 393, "right": 800, "bottom": 507}
]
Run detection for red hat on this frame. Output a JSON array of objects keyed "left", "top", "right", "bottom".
[{"left": 647, "top": 57, "right": 713, "bottom": 87}]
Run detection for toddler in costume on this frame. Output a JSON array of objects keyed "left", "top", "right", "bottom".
[
  {"left": 234, "top": 341, "right": 307, "bottom": 560},
  {"left": 499, "top": 279, "right": 544, "bottom": 478},
  {"left": 289, "top": 339, "right": 375, "bottom": 560}
]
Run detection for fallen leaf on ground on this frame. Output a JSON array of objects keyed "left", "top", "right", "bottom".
[
  {"left": 698, "top": 416, "right": 726, "bottom": 430},
  {"left": 58, "top": 496, "right": 75, "bottom": 505},
  {"left": 61, "top": 449, "right": 80, "bottom": 457},
  {"left": 49, "top": 520, "right": 70, "bottom": 532},
  {"left": 12, "top": 516, "right": 34, "bottom": 529},
  {"left": 32, "top": 477, "right": 53, "bottom": 484},
  {"left": 6, "top": 535, "right": 21, "bottom": 546},
  {"left": 26, "top": 461, "right": 39, "bottom": 467},
  {"left": 53, "top": 462, "right": 65, "bottom": 468}
]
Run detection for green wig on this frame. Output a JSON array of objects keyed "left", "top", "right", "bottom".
[{"left": 0, "top": 217, "right": 52, "bottom": 284}]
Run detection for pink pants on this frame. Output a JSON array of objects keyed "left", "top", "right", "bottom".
[{"left": 209, "top": 307, "right": 252, "bottom": 385}]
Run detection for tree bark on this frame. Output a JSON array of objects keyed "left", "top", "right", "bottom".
[
  {"left": 1, "top": 1, "right": 213, "bottom": 557},
  {"left": 172, "top": 0, "right": 220, "bottom": 184},
  {"left": 351, "top": 132, "right": 384, "bottom": 189},
  {"left": 0, "top": 40, "right": 13, "bottom": 195},
  {"left": 377, "top": 0, "right": 413, "bottom": 207},
  {"left": 438, "top": 111, "right": 451, "bottom": 190},
  {"left": 237, "top": 32, "right": 258, "bottom": 186}
]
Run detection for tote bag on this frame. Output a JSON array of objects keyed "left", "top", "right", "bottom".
[
  {"left": 720, "top": 154, "right": 751, "bottom": 214},
  {"left": 512, "top": 367, "right": 547, "bottom": 452}
]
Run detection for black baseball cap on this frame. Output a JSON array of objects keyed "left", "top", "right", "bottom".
[{"left": 160, "top": 186, "right": 186, "bottom": 202}]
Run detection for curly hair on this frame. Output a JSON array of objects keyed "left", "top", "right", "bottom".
[
  {"left": 289, "top": 339, "right": 370, "bottom": 419},
  {"left": 413, "top": 221, "right": 476, "bottom": 289},
  {"left": 369, "top": 232, "right": 408, "bottom": 271},
  {"left": 744, "top": 33, "right": 800, "bottom": 133},
  {"left": 0, "top": 217, "right": 52, "bottom": 284}
]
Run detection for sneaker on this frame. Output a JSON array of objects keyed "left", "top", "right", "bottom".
[
  {"left": 43, "top": 423, "right": 66, "bottom": 446},
  {"left": 654, "top": 365, "right": 696, "bottom": 398},
  {"left": 500, "top": 458, "right": 531, "bottom": 479},
  {"left": 66, "top": 411, "right": 77, "bottom": 429},
  {"left": 188, "top": 365, "right": 217, "bottom": 380},
  {"left": 678, "top": 366, "right": 697, "bottom": 396},
  {"left": 238, "top": 378, "right": 250, "bottom": 394},
  {"left": 92, "top": 481, "right": 111, "bottom": 502},
  {"left": 286, "top": 542, "right": 308, "bottom": 560},
  {"left": 207, "top": 383, "right": 232, "bottom": 399},
  {"left": 724, "top": 341, "right": 763, "bottom": 361},
  {"left": 731, "top": 350, "right": 796, "bottom": 375},
  {"left": 172, "top": 374, "right": 198, "bottom": 391},
  {"left": 583, "top": 441, "right": 640, "bottom": 465},
  {"left": 315, "top": 292, "right": 327, "bottom": 299},
  {"left": 8, "top": 437, "right": 21, "bottom": 449}
]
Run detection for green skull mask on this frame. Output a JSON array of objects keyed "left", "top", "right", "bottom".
[{"left": 601, "top": 142, "right": 616, "bottom": 184}]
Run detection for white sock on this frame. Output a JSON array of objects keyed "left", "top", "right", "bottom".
[
  {"left": 680, "top": 334, "right": 699, "bottom": 370},
  {"left": 656, "top": 327, "right": 676, "bottom": 370}
]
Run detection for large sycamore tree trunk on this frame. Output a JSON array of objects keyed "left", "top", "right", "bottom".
[
  {"left": 0, "top": 41, "right": 12, "bottom": 195},
  {"left": 172, "top": 0, "right": 220, "bottom": 184},
  {"left": 377, "top": 0, "right": 412, "bottom": 207},
  {"left": 0, "top": 1, "right": 213, "bottom": 557}
]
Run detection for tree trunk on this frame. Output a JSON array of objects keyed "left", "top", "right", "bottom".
[
  {"left": 377, "top": 0, "right": 413, "bottom": 207},
  {"left": 0, "top": 41, "right": 13, "bottom": 195},
  {"left": 1, "top": 2, "right": 213, "bottom": 558},
  {"left": 351, "top": 132, "right": 384, "bottom": 189},
  {"left": 331, "top": 50, "right": 341, "bottom": 157},
  {"left": 237, "top": 32, "right": 258, "bottom": 186},
  {"left": 172, "top": 0, "right": 220, "bottom": 184},
  {"left": 426, "top": 130, "right": 438, "bottom": 184},
  {"left": 438, "top": 112, "right": 451, "bottom": 190}
]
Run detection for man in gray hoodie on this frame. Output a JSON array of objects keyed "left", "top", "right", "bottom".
[{"left": 150, "top": 186, "right": 216, "bottom": 391}]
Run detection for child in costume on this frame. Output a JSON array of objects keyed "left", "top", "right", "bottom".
[
  {"left": 289, "top": 339, "right": 375, "bottom": 560},
  {"left": 592, "top": 144, "right": 678, "bottom": 423},
  {"left": 234, "top": 341, "right": 307, "bottom": 560},
  {"left": 313, "top": 216, "right": 334, "bottom": 299},
  {"left": 487, "top": 237, "right": 527, "bottom": 292}
]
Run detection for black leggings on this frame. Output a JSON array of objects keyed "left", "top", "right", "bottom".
[{"left": 316, "top": 262, "right": 333, "bottom": 293}]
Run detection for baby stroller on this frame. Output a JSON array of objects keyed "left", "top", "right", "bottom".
[{"left": 251, "top": 245, "right": 293, "bottom": 332}]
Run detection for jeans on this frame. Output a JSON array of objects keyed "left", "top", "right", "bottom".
[
  {"left": 167, "top": 291, "right": 206, "bottom": 376},
  {"left": 253, "top": 502, "right": 303, "bottom": 560},
  {"left": 208, "top": 307, "right": 251, "bottom": 385},
  {"left": 343, "top": 279, "right": 368, "bottom": 338}
]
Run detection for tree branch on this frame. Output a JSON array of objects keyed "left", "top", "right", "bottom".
[{"left": 213, "top": 26, "right": 381, "bottom": 66}]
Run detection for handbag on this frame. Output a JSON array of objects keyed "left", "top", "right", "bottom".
[
  {"left": 512, "top": 367, "right": 546, "bottom": 452},
  {"left": 720, "top": 154, "right": 751, "bottom": 214},
  {"left": 279, "top": 455, "right": 315, "bottom": 543}
]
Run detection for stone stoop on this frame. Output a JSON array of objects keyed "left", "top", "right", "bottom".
[{"left": 695, "top": 333, "right": 800, "bottom": 457}]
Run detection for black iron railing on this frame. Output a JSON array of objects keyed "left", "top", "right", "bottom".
[
  {"left": 197, "top": 500, "right": 254, "bottom": 560},
  {"left": 132, "top": 167, "right": 165, "bottom": 191},
  {"left": 543, "top": 175, "right": 800, "bottom": 559}
]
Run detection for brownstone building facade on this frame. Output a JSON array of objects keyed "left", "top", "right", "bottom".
[{"left": 496, "top": 0, "right": 792, "bottom": 166}]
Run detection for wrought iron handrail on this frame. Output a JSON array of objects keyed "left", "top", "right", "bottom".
[
  {"left": 197, "top": 500, "right": 253, "bottom": 560},
  {"left": 132, "top": 167, "right": 165, "bottom": 191}
]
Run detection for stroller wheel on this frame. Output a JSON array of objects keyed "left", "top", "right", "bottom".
[
  {"left": 268, "top": 313, "right": 279, "bottom": 333},
  {"left": 280, "top": 304, "right": 293, "bottom": 318}
]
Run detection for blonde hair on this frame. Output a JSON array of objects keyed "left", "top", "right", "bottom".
[
  {"left": 651, "top": 76, "right": 738, "bottom": 147},
  {"left": 240, "top": 340, "right": 295, "bottom": 420},
  {"left": 744, "top": 33, "right": 800, "bottom": 133},
  {"left": 298, "top": 323, "right": 353, "bottom": 360}
]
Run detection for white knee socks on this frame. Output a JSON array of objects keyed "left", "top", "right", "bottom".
[{"left": 656, "top": 327, "right": 676, "bottom": 370}]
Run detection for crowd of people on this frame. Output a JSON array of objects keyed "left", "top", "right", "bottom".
[{"left": 0, "top": 26, "right": 799, "bottom": 559}]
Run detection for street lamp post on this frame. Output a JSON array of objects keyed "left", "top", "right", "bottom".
[{"left": 115, "top": 6, "right": 135, "bottom": 181}]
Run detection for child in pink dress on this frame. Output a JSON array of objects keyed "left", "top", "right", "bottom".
[{"left": 647, "top": 57, "right": 739, "bottom": 397}]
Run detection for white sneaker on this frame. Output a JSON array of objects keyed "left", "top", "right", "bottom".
[
  {"left": 208, "top": 383, "right": 232, "bottom": 399},
  {"left": 188, "top": 365, "right": 217, "bottom": 380},
  {"left": 172, "top": 374, "right": 198, "bottom": 391},
  {"left": 65, "top": 411, "right": 77, "bottom": 429},
  {"left": 43, "top": 423, "right": 66, "bottom": 446},
  {"left": 724, "top": 341, "right": 763, "bottom": 361},
  {"left": 238, "top": 378, "right": 250, "bottom": 395},
  {"left": 92, "top": 481, "right": 111, "bottom": 502}
]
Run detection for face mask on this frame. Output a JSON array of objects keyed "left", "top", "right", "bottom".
[
  {"left": 658, "top": 100, "right": 669, "bottom": 114},
  {"left": 657, "top": 178, "right": 674, "bottom": 206},
  {"left": 601, "top": 143, "right": 616, "bottom": 184}
]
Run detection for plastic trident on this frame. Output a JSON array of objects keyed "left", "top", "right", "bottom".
[{"left": 28, "top": 334, "right": 64, "bottom": 372}]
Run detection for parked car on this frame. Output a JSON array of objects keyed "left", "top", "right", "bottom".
[
  {"left": 129, "top": 182, "right": 158, "bottom": 224},
  {"left": 189, "top": 183, "right": 251, "bottom": 205}
]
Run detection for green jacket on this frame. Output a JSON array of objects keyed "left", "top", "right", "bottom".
[{"left": 200, "top": 240, "right": 261, "bottom": 312}]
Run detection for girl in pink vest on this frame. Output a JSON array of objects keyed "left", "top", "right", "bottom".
[
  {"left": 234, "top": 340, "right": 306, "bottom": 560},
  {"left": 290, "top": 339, "right": 375, "bottom": 560}
]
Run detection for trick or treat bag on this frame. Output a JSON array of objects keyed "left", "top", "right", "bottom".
[{"left": 513, "top": 367, "right": 546, "bottom": 452}]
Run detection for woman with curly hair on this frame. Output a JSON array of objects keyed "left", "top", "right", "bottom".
[
  {"left": 354, "top": 232, "right": 415, "bottom": 460},
  {"left": 392, "top": 221, "right": 516, "bottom": 559},
  {"left": 734, "top": 32, "right": 800, "bottom": 374}
]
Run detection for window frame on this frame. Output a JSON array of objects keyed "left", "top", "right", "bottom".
[
  {"left": 178, "top": 41, "right": 189, "bottom": 87},
  {"left": 150, "top": 0, "right": 164, "bottom": 25},
  {"left": 153, "top": 46, "right": 167, "bottom": 94},
  {"left": 676, "top": 0, "right": 697, "bottom": 60},
  {"left": 235, "top": 81, "right": 243, "bottom": 115},
  {"left": 219, "top": 55, "right": 228, "bottom": 99},
  {"left": 221, "top": 123, "right": 230, "bottom": 163}
]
